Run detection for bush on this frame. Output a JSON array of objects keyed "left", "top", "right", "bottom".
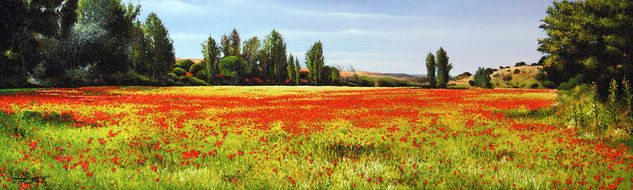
[
  {"left": 558, "top": 74, "right": 585, "bottom": 90},
  {"left": 515, "top": 62, "right": 526, "bottom": 67},
  {"left": 194, "top": 70, "right": 207, "bottom": 81},
  {"left": 178, "top": 76, "right": 209, "bottom": 86},
  {"left": 542, "top": 80, "right": 556, "bottom": 89},
  {"left": 189, "top": 63, "right": 205, "bottom": 74},
  {"left": 173, "top": 67, "right": 187, "bottom": 77},
  {"left": 529, "top": 83, "right": 540, "bottom": 89},
  {"left": 513, "top": 69, "right": 520, "bottom": 74},
  {"left": 474, "top": 67, "right": 493, "bottom": 88},
  {"left": 502, "top": 75, "right": 513, "bottom": 81},
  {"left": 468, "top": 80, "right": 476, "bottom": 86},
  {"left": 219, "top": 56, "right": 251, "bottom": 85},
  {"left": 175, "top": 59, "right": 195, "bottom": 70}
]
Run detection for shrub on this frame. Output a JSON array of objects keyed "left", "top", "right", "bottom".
[
  {"left": 558, "top": 74, "right": 585, "bottom": 90},
  {"left": 175, "top": 59, "right": 195, "bottom": 70},
  {"left": 474, "top": 67, "right": 493, "bottom": 88},
  {"left": 502, "top": 75, "right": 513, "bottom": 81},
  {"left": 468, "top": 80, "right": 476, "bottom": 86},
  {"left": 178, "top": 76, "right": 209, "bottom": 86},
  {"left": 535, "top": 72, "right": 546, "bottom": 81},
  {"left": 173, "top": 67, "right": 187, "bottom": 77},
  {"left": 194, "top": 70, "right": 207, "bottom": 81},
  {"left": 189, "top": 63, "right": 205, "bottom": 74},
  {"left": 529, "top": 83, "right": 540, "bottom": 89},
  {"left": 219, "top": 56, "right": 251, "bottom": 85},
  {"left": 542, "top": 80, "right": 556, "bottom": 89},
  {"left": 515, "top": 62, "right": 526, "bottom": 67},
  {"left": 513, "top": 69, "right": 520, "bottom": 74}
]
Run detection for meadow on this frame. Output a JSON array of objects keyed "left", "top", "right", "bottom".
[{"left": 0, "top": 86, "right": 631, "bottom": 189}]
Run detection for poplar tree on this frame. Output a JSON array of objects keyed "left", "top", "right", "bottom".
[
  {"left": 426, "top": 53, "right": 437, "bottom": 88},
  {"left": 436, "top": 47, "right": 452, "bottom": 88},
  {"left": 306, "top": 41, "right": 324, "bottom": 85}
]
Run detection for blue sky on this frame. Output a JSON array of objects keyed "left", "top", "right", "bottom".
[{"left": 135, "top": 0, "right": 554, "bottom": 75}]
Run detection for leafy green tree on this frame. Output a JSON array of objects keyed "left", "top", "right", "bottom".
[
  {"left": 294, "top": 57, "right": 301, "bottom": 85},
  {"left": 1, "top": 0, "right": 64, "bottom": 87},
  {"left": 220, "top": 34, "right": 230, "bottom": 57},
  {"left": 426, "top": 53, "right": 437, "bottom": 88},
  {"left": 474, "top": 67, "right": 493, "bottom": 88},
  {"left": 436, "top": 47, "right": 453, "bottom": 88},
  {"left": 261, "top": 30, "right": 287, "bottom": 83},
  {"left": 143, "top": 12, "right": 175, "bottom": 81},
  {"left": 242, "top": 37, "right": 261, "bottom": 77},
  {"left": 219, "top": 56, "right": 251, "bottom": 84},
  {"left": 201, "top": 36, "right": 221, "bottom": 83},
  {"left": 306, "top": 41, "right": 324, "bottom": 85},
  {"left": 321, "top": 66, "right": 340, "bottom": 85},
  {"left": 76, "top": 0, "right": 140, "bottom": 84},
  {"left": 130, "top": 20, "right": 151, "bottom": 76},
  {"left": 287, "top": 54, "right": 296, "bottom": 84},
  {"left": 538, "top": 0, "right": 633, "bottom": 96},
  {"left": 229, "top": 28, "right": 241, "bottom": 57}
]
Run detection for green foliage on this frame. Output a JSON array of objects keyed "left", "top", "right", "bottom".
[
  {"left": 558, "top": 74, "right": 584, "bottom": 90},
  {"left": 294, "top": 58, "right": 301, "bottom": 85},
  {"left": 556, "top": 83, "right": 633, "bottom": 138},
  {"left": 426, "top": 53, "right": 437, "bottom": 88},
  {"left": 202, "top": 36, "right": 221, "bottom": 83},
  {"left": 175, "top": 59, "right": 194, "bottom": 70},
  {"left": 219, "top": 56, "right": 251, "bottom": 85},
  {"left": 259, "top": 30, "right": 288, "bottom": 83},
  {"left": 306, "top": 41, "right": 324, "bottom": 85},
  {"left": 320, "top": 66, "right": 340, "bottom": 85},
  {"left": 538, "top": 0, "right": 633, "bottom": 96},
  {"left": 173, "top": 67, "right": 187, "bottom": 77},
  {"left": 436, "top": 47, "right": 453, "bottom": 88},
  {"left": 189, "top": 63, "right": 205, "bottom": 74},
  {"left": 242, "top": 37, "right": 261, "bottom": 77},
  {"left": 144, "top": 12, "right": 175, "bottom": 81},
  {"left": 178, "top": 76, "right": 209, "bottom": 86},
  {"left": 287, "top": 54, "right": 296, "bottom": 84},
  {"left": 474, "top": 67, "right": 493, "bottom": 88}
]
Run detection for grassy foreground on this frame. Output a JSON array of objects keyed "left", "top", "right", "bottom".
[{"left": 0, "top": 86, "right": 631, "bottom": 189}]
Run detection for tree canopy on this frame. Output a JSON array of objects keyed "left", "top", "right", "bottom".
[{"left": 538, "top": 0, "right": 633, "bottom": 95}]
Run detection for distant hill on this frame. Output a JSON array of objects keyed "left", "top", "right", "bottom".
[
  {"left": 340, "top": 70, "right": 423, "bottom": 81},
  {"left": 453, "top": 65, "right": 544, "bottom": 88}
]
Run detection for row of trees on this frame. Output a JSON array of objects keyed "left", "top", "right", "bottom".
[
  {"left": 0, "top": 0, "right": 176, "bottom": 87},
  {"left": 189, "top": 29, "right": 339, "bottom": 85},
  {"left": 0, "top": 1, "right": 342, "bottom": 87},
  {"left": 425, "top": 47, "right": 453, "bottom": 88}
]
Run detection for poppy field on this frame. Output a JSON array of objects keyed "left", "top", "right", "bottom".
[{"left": 0, "top": 86, "right": 631, "bottom": 189}]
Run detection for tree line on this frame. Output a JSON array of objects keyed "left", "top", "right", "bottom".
[
  {"left": 0, "top": 0, "right": 341, "bottom": 88},
  {"left": 184, "top": 29, "right": 340, "bottom": 86}
]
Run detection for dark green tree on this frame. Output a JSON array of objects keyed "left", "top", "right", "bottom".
[
  {"left": 242, "top": 37, "right": 261, "bottom": 77},
  {"left": 306, "top": 41, "right": 324, "bottom": 85},
  {"left": 143, "top": 12, "right": 175, "bottom": 81},
  {"left": 474, "top": 67, "right": 493, "bottom": 88},
  {"left": 261, "top": 30, "right": 287, "bottom": 83},
  {"left": 538, "top": 0, "right": 633, "bottom": 95},
  {"left": 426, "top": 53, "right": 437, "bottom": 88},
  {"left": 294, "top": 57, "right": 301, "bottom": 85},
  {"left": 436, "top": 47, "right": 453, "bottom": 88},
  {"left": 220, "top": 34, "right": 230, "bottom": 57},
  {"left": 287, "top": 54, "right": 296, "bottom": 84},
  {"left": 202, "top": 36, "right": 221, "bottom": 83},
  {"left": 229, "top": 28, "right": 241, "bottom": 57},
  {"left": 219, "top": 56, "right": 251, "bottom": 84},
  {"left": 75, "top": 0, "right": 140, "bottom": 84}
]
